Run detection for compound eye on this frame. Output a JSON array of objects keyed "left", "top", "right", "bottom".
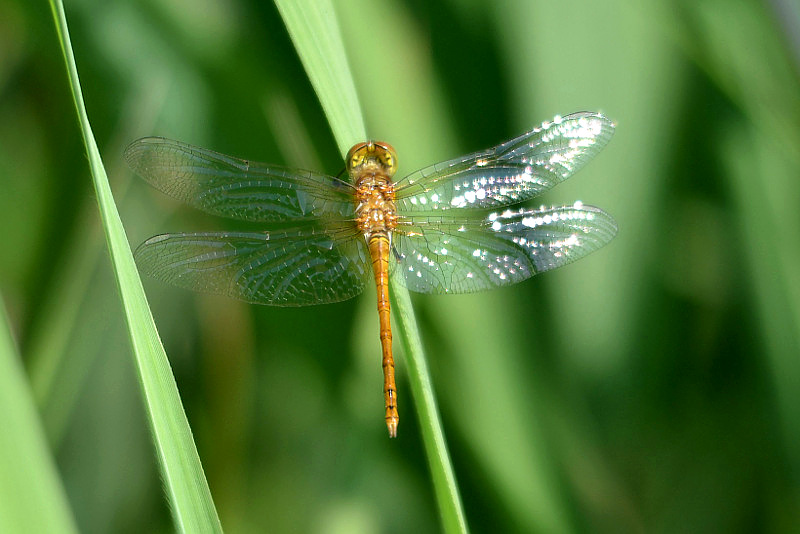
[
  {"left": 346, "top": 142, "right": 368, "bottom": 172},
  {"left": 373, "top": 142, "right": 398, "bottom": 176}
]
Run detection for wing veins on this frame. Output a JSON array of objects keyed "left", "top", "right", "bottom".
[
  {"left": 392, "top": 112, "right": 614, "bottom": 212},
  {"left": 125, "top": 137, "right": 355, "bottom": 222}
]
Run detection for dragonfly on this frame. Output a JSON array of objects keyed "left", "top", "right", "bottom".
[{"left": 125, "top": 111, "right": 617, "bottom": 437}]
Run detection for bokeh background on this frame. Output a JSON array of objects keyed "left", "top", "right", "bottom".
[{"left": 3, "top": 0, "right": 800, "bottom": 532}]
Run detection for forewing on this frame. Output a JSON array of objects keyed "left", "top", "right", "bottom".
[
  {"left": 394, "top": 112, "right": 614, "bottom": 212},
  {"left": 392, "top": 203, "right": 617, "bottom": 294},
  {"left": 135, "top": 225, "right": 369, "bottom": 306},
  {"left": 125, "top": 137, "right": 355, "bottom": 222}
]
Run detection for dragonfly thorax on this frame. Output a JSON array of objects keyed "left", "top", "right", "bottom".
[
  {"left": 354, "top": 173, "right": 398, "bottom": 236},
  {"left": 349, "top": 141, "right": 399, "bottom": 236}
]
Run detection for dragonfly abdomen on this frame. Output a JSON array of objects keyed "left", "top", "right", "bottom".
[{"left": 368, "top": 232, "right": 398, "bottom": 437}]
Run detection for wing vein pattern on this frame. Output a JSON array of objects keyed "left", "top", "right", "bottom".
[
  {"left": 393, "top": 112, "right": 614, "bottom": 212},
  {"left": 393, "top": 203, "right": 617, "bottom": 294},
  {"left": 134, "top": 225, "right": 370, "bottom": 306},
  {"left": 125, "top": 137, "right": 355, "bottom": 222}
]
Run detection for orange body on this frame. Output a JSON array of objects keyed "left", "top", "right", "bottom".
[
  {"left": 348, "top": 141, "right": 400, "bottom": 437},
  {"left": 368, "top": 234, "right": 397, "bottom": 436}
]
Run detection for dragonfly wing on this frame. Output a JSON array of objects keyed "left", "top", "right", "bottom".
[
  {"left": 394, "top": 112, "right": 614, "bottom": 212},
  {"left": 125, "top": 137, "right": 355, "bottom": 222},
  {"left": 392, "top": 203, "right": 617, "bottom": 294},
  {"left": 135, "top": 225, "right": 369, "bottom": 306}
]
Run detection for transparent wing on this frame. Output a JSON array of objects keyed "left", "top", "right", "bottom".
[
  {"left": 393, "top": 112, "right": 614, "bottom": 212},
  {"left": 125, "top": 137, "right": 355, "bottom": 222},
  {"left": 392, "top": 203, "right": 617, "bottom": 294},
  {"left": 135, "top": 224, "right": 369, "bottom": 306}
]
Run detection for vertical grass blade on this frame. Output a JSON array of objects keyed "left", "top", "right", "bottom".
[
  {"left": 48, "top": 1, "right": 222, "bottom": 531},
  {"left": 391, "top": 282, "right": 470, "bottom": 533},
  {"left": 274, "top": 2, "right": 467, "bottom": 531},
  {"left": 273, "top": 0, "right": 366, "bottom": 154},
  {"left": 0, "top": 299, "right": 78, "bottom": 534}
]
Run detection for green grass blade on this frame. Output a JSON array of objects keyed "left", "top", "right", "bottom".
[
  {"left": 48, "top": 2, "right": 222, "bottom": 532},
  {"left": 0, "top": 298, "right": 78, "bottom": 534},
  {"left": 391, "top": 281, "right": 470, "bottom": 533},
  {"left": 273, "top": 0, "right": 366, "bottom": 153},
  {"left": 275, "top": 3, "right": 467, "bottom": 531}
]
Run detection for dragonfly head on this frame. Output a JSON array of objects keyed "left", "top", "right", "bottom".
[{"left": 346, "top": 141, "right": 398, "bottom": 178}]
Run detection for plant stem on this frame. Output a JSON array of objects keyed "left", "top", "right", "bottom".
[{"left": 391, "top": 279, "right": 469, "bottom": 533}]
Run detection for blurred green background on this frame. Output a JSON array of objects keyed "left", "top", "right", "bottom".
[{"left": 2, "top": 0, "right": 800, "bottom": 532}]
